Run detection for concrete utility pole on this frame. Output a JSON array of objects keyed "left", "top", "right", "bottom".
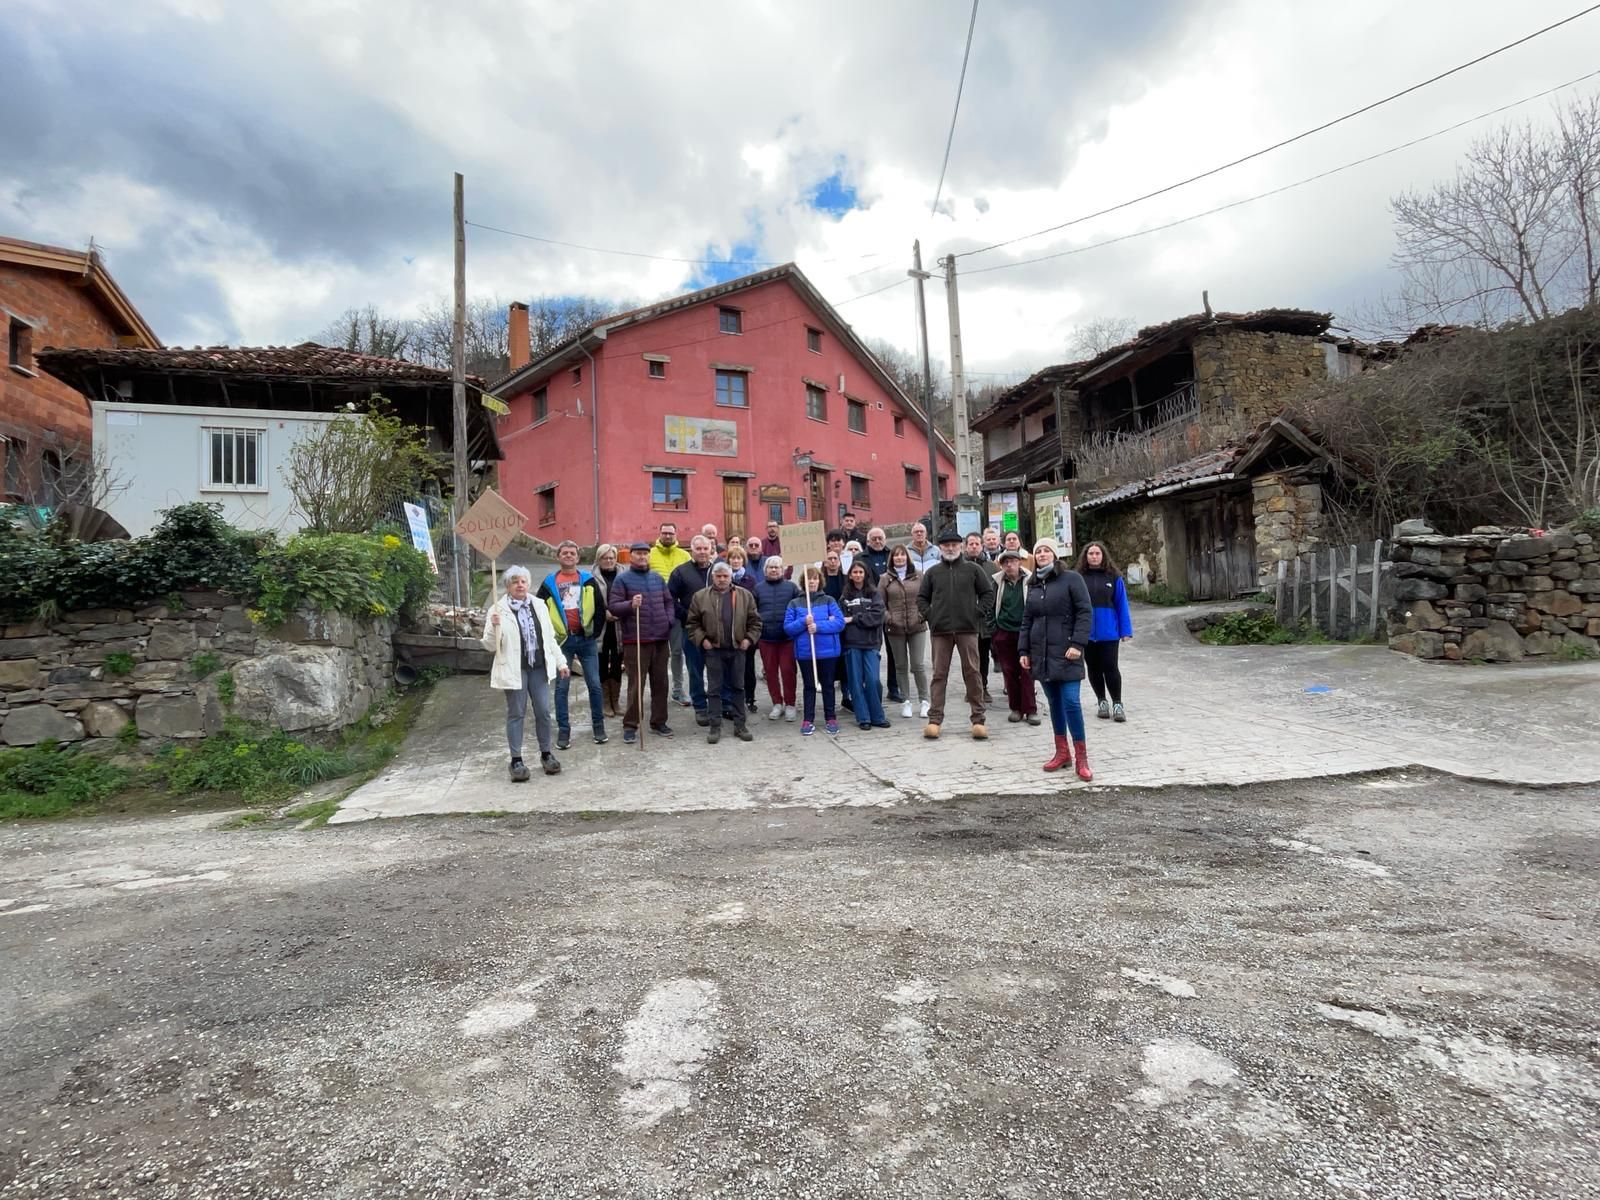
[
  {"left": 910, "top": 241, "right": 942, "bottom": 533},
  {"left": 450, "top": 172, "right": 469, "bottom": 606},
  {"left": 942, "top": 255, "right": 975, "bottom": 495}
]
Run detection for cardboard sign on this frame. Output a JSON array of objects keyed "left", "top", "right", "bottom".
[
  {"left": 454, "top": 489, "right": 528, "bottom": 560},
  {"left": 402, "top": 502, "right": 439, "bottom": 573},
  {"left": 780, "top": 519, "right": 827, "bottom": 567}
]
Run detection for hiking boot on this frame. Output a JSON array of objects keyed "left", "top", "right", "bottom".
[
  {"left": 650, "top": 723, "right": 675, "bottom": 738},
  {"left": 769, "top": 703, "right": 784, "bottom": 721},
  {"left": 509, "top": 757, "right": 530, "bottom": 782},
  {"left": 1112, "top": 703, "right": 1127, "bottom": 723},
  {"left": 923, "top": 722, "right": 941, "bottom": 739},
  {"left": 540, "top": 752, "right": 561, "bottom": 776},
  {"left": 707, "top": 727, "right": 721, "bottom": 745},
  {"left": 971, "top": 723, "right": 988, "bottom": 740},
  {"left": 734, "top": 727, "right": 753, "bottom": 742},
  {"left": 556, "top": 729, "right": 571, "bottom": 750},
  {"left": 1096, "top": 700, "right": 1111, "bottom": 720}
]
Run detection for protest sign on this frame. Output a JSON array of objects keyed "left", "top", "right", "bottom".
[
  {"left": 454, "top": 489, "right": 527, "bottom": 561},
  {"left": 780, "top": 520, "right": 827, "bottom": 567}
]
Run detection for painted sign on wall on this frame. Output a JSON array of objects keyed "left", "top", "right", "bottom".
[
  {"left": 987, "top": 490, "right": 1021, "bottom": 534},
  {"left": 664, "top": 415, "right": 738, "bottom": 457},
  {"left": 402, "top": 502, "right": 439, "bottom": 573},
  {"left": 1032, "top": 486, "right": 1074, "bottom": 556}
]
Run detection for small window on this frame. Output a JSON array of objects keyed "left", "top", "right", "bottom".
[
  {"left": 796, "top": 497, "right": 807, "bottom": 519},
  {"left": 806, "top": 327, "right": 822, "bottom": 353},
  {"left": 850, "top": 476, "right": 871, "bottom": 509},
  {"left": 1043, "top": 411, "right": 1058, "bottom": 437},
  {"left": 652, "top": 472, "right": 687, "bottom": 509},
  {"left": 537, "top": 486, "right": 557, "bottom": 526},
  {"left": 893, "top": 414, "right": 905, "bottom": 438},
  {"left": 847, "top": 399, "right": 867, "bottom": 434},
  {"left": 8, "top": 318, "right": 33, "bottom": 372},
  {"left": 202, "top": 426, "right": 264, "bottom": 490},
  {"left": 533, "top": 387, "right": 549, "bottom": 423},
  {"left": 715, "top": 370, "right": 748, "bottom": 408},
  {"left": 805, "top": 385, "right": 827, "bottom": 422},
  {"left": 571, "top": 366, "right": 582, "bottom": 386},
  {"left": 767, "top": 502, "right": 783, "bottom": 522},
  {"left": 648, "top": 360, "right": 666, "bottom": 379},
  {"left": 718, "top": 307, "right": 742, "bottom": 334},
  {"left": 937, "top": 473, "right": 950, "bottom": 500},
  {"left": 904, "top": 467, "right": 922, "bottom": 497}
]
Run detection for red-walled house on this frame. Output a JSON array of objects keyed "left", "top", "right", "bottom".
[
  {"left": 1, "top": 236, "right": 160, "bottom": 504},
  {"left": 492, "top": 264, "right": 957, "bottom": 547}
]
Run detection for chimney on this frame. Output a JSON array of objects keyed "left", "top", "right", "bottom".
[{"left": 508, "top": 301, "right": 530, "bottom": 371}]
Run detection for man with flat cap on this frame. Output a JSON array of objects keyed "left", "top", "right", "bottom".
[
  {"left": 916, "top": 527, "right": 993, "bottom": 740},
  {"left": 606, "top": 540, "right": 677, "bottom": 743}
]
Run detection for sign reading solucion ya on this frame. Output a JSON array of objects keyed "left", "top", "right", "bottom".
[
  {"left": 664, "top": 415, "right": 738, "bottom": 457},
  {"left": 454, "top": 489, "right": 528, "bottom": 560}
]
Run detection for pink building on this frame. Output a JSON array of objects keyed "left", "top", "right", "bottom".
[{"left": 493, "top": 264, "right": 956, "bottom": 547}]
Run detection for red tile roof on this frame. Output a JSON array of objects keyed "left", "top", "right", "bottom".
[{"left": 35, "top": 342, "right": 482, "bottom": 385}]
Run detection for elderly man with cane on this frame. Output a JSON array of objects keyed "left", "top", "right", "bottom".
[{"left": 607, "top": 541, "right": 676, "bottom": 744}]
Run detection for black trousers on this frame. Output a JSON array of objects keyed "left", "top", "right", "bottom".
[
  {"left": 1085, "top": 640, "right": 1122, "bottom": 704},
  {"left": 704, "top": 647, "right": 748, "bottom": 730},
  {"left": 978, "top": 634, "right": 992, "bottom": 681}
]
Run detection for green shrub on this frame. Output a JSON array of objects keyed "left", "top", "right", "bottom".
[
  {"left": 1574, "top": 508, "right": 1600, "bottom": 538},
  {"left": 149, "top": 720, "right": 368, "bottom": 804},
  {"left": 253, "top": 532, "right": 433, "bottom": 627},
  {"left": 1199, "top": 610, "right": 1296, "bottom": 645},
  {"left": 103, "top": 651, "right": 136, "bottom": 678},
  {"left": 216, "top": 671, "right": 236, "bottom": 708},
  {"left": 117, "top": 721, "right": 140, "bottom": 747},
  {"left": 1131, "top": 581, "right": 1189, "bottom": 606},
  {"left": 0, "top": 742, "right": 131, "bottom": 819},
  {"left": 190, "top": 651, "right": 221, "bottom": 679}
]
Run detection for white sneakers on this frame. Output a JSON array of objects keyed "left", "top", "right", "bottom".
[
  {"left": 784, "top": 705, "right": 797, "bottom": 722},
  {"left": 769, "top": 703, "right": 784, "bottom": 721},
  {"left": 900, "top": 700, "right": 913, "bottom": 719},
  {"left": 919, "top": 700, "right": 931, "bottom": 718}
]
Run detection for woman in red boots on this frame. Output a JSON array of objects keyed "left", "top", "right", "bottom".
[{"left": 1018, "top": 538, "right": 1094, "bottom": 780}]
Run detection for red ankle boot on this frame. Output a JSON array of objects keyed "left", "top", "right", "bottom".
[
  {"left": 1074, "top": 741, "right": 1093, "bottom": 781},
  {"left": 1043, "top": 735, "right": 1073, "bottom": 772}
]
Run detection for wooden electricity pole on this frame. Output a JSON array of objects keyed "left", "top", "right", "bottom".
[
  {"left": 942, "top": 254, "right": 974, "bottom": 495},
  {"left": 450, "top": 172, "right": 469, "bottom": 607},
  {"left": 910, "top": 240, "right": 942, "bottom": 533}
]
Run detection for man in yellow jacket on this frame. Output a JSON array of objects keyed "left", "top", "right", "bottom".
[{"left": 648, "top": 521, "right": 692, "bottom": 705}]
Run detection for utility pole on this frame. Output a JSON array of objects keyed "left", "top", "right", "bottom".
[
  {"left": 942, "top": 255, "right": 975, "bottom": 495},
  {"left": 450, "top": 172, "right": 469, "bottom": 607},
  {"left": 910, "top": 240, "right": 942, "bottom": 533}
]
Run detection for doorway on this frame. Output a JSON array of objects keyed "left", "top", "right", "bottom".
[
  {"left": 722, "top": 478, "right": 747, "bottom": 543},
  {"left": 1183, "top": 489, "right": 1256, "bottom": 600}
]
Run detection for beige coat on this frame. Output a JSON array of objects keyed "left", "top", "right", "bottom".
[{"left": 481, "top": 595, "right": 568, "bottom": 690}]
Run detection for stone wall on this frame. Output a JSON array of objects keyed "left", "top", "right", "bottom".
[
  {"left": 0, "top": 594, "right": 394, "bottom": 749},
  {"left": 1251, "top": 470, "right": 1325, "bottom": 583},
  {"left": 1082, "top": 501, "right": 1171, "bottom": 589},
  {"left": 1193, "top": 329, "right": 1326, "bottom": 426},
  {"left": 1388, "top": 527, "right": 1600, "bottom": 661}
]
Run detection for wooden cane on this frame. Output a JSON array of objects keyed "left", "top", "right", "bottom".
[{"left": 635, "top": 604, "right": 646, "bottom": 751}]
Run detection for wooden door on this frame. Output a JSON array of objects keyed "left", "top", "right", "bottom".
[
  {"left": 1185, "top": 490, "right": 1257, "bottom": 599},
  {"left": 1185, "top": 500, "right": 1217, "bottom": 600},
  {"left": 722, "top": 479, "right": 747, "bottom": 543}
]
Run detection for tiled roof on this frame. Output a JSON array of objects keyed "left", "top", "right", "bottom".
[
  {"left": 1078, "top": 445, "right": 1242, "bottom": 511},
  {"left": 35, "top": 342, "right": 483, "bottom": 386}
]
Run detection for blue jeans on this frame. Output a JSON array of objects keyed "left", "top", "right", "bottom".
[
  {"left": 1041, "top": 679, "right": 1086, "bottom": 740},
  {"left": 555, "top": 634, "right": 605, "bottom": 733},
  {"left": 846, "top": 648, "right": 886, "bottom": 725}
]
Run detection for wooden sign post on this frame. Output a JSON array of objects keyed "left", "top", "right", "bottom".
[{"left": 454, "top": 488, "right": 529, "bottom": 605}]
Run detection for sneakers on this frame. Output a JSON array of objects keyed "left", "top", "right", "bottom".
[
  {"left": 1097, "top": 700, "right": 1111, "bottom": 720},
  {"left": 1113, "top": 703, "right": 1127, "bottom": 723},
  {"left": 556, "top": 729, "right": 571, "bottom": 750},
  {"left": 694, "top": 709, "right": 710, "bottom": 727},
  {"left": 769, "top": 703, "right": 784, "bottom": 721},
  {"left": 671, "top": 688, "right": 688, "bottom": 706},
  {"left": 509, "top": 757, "right": 530, "bottom": 782},
  {"left": 784, "top": 705, "right": 797, "bottom": 722},
  {"left": 734, "top": 727, "right": 753, "bottom": 742},
  {"left": 858, "top": 721, "right": 872, "bottom": 732},
  {"left": 923, "top": 722, "right": 941, "bottom": 739},
  {"left": 1007, "top": 710, "right": 1022, "bottom": 723},
  {"left": 540, "top": 752, "right": 561, "bottom": 775},
  {"left": 1025, "top": 713, "right": 1041, "bottom": 726},
  {"left": 898, "top": 700, "right": 910, "bottom": 719},
  {"left": 623, "top": 728, "right": 637, "bottom": 744},
  {"left": 801, "top": 720, "right": 815, "bottom": 737},
  {"left": 593, "top": 726, "right": 608, "bottom": 745},
  {"left": 825, "top": 719, "right": 839, "bottom": 736},
  {"left": 649, "top": 723, "right": 675, "bottom": 738},
  {"left": 971, "top": 723, "right": 988, "bottom": 740},
  {"left": 707, "top": 727, "right": 721, "bottom": 745},
  {"left": 920, "top": 700, "right": 931, "bottom": 718}
]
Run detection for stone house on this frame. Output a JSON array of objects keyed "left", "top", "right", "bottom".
[
  {"left": 973, "top": 307, "right": 1372, "bottom": 597},
  {"left": 0, "top": 235, "right": 160, "bottom": 508}
]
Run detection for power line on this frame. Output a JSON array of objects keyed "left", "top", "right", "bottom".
[
  {"left": 931, "top": 0, "right": 981, "bottom": 216},
  {"left": 467, "top": 220, "right": 887, "bottom": 271},
  {"left": 960, "top": 68, "right": 1600, "bottom": 277},
  {"left": 956, "top": 4, "right": 1600, "bottom": 259},
  {"left": 837, "top": 277, "right": 912, "bottom": 306}
]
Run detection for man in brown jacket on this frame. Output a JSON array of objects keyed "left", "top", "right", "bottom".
[{"left": 685, "top": 561, "right": 763, "bottom": 743}]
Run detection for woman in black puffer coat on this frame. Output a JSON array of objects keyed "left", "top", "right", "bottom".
[{"left": 1018, "top": 538, "right": 1094, "bottom": 780}]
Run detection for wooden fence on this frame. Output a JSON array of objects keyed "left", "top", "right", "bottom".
[{"left": 1270, "top": 540, "right": 1394, "bottom": 639}]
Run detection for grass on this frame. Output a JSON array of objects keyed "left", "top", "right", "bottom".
[
  {"left": 0, "top": 742, "right": 131, "bottom": 819},
  {"left": 1196, "top": 610, "right": 1335, "bottom": 646},
  {"left": 103, "top": 651, "right": 135, "bottom": 678},
  {"left": 190, "top": 651, "right": 222, "bottom": 679},
  {"left": 1556, "top": 641, "right": 1599, "bottom": 662},
  {"left": 1130, "top": 582, "right": 1189, "bottom": 607}
]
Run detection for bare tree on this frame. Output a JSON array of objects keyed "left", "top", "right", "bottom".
[
  {"left": 282, "top": 403, "right": 445, "bottom": 534},
  {"left": 1068, "top": 317, "right": 1137, "bottom": 359},
  {"left": 1391, "top": 93, "right": 1600, "bottom": 327},
  {"left": 312, "top": 305, "right": 413, "bottom": 359}
]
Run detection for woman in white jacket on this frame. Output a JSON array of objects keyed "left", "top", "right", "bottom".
[{"left": 483, "top": 565, "right": 570, "bottom": 781}]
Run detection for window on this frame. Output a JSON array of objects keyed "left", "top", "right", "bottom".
[
  {"left": 652, "top": 472, "right": 687, "bottom": 509},
  {"left": 533, "top": 387, "right": 548, "bottom": 423},
  {"left": 850, "top": 476, "right": 871, "bottom": 509},
  {"left": 202, "top": 426, "right": 264, "bottom": 489},
  {"left": 715, "top": 370, "right": 748, "bottom": 408},
  {"left": 1043, "top": 411, "right": 1058, "bottom": 437},
  {"left": 571, "top": 366, "right": 582, "bottom": 386},
  {"left": 904, "top": 467, "right": 922, "bottom": 497},
  {"left": 806, "top": 327, "right": 822, "bottom": 353},
  {"left": 648, "top": 360, "right": 666, "bottom": 379},
  {"left": 8, "top": 318, "right": 32, "bottom": 373},
  {"left": 847, "top": 399, "right": 867, "bottom": 434},
  {"left": 893, "top": 414, "right": 905, "bottom": 438},
  {"left": 805, "top": 385, "right": 827, "bottom": 422},
  {"left": 937, "top": 473, "right": 950, "bottom": 500},
  {"left": 718, "top": 307, "right": 742, "bottom": 334},
  {"left": 767, "top": 502, "right": 783, "bottom": 523},
  {"left": 537, "top": 486, "right": 557, "bottom": 526}
]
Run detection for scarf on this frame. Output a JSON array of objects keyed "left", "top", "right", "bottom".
[
  {"left": 895, "top": 564, "right": 908, "bottom": 580},
  {"left": 508, "top": 597, "right": 543, "bottom": 669}
]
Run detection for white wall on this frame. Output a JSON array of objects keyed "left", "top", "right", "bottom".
[{"left": 92, "top": 401, "right": 339, "bottom": 537}]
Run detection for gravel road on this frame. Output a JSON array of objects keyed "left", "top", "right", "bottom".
[{"left": 2, "top": 773, "right": 1597, "bottom": 1199}]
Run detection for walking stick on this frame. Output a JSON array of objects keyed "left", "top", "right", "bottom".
[{"left": 635, "top": 604, "right": 646, "bottom": 751}]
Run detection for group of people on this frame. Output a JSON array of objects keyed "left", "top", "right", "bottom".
[{"left": 481, "top": 517, "right": 1133, "bottom": 785}]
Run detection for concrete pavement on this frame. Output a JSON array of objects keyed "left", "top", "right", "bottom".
[{"left": 332, "top": 604, "right": 1600, "bottom": 823}]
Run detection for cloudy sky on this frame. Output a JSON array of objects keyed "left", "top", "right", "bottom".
[{"left": 3, "top": 0, "right": 1596, "bottom": 382}]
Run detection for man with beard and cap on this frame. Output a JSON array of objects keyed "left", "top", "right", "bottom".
[
  {"left": 685, "top": 560, "right": 762, "bottom": 743},
  {"left": 606, "top": 542, "right": 676, "bottom": 743},
  {"left": 916, "top": 528, "right": 993, "bottom": 740},
  {"left": 649, "top": 522, "right": 691, "bottom": 706}
]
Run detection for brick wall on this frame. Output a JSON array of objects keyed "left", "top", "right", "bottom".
[
  {"left": 1192, "top": 329, "right": 1326, "bottom": 427},
  {"left": 1, "top": 262, "right": 121, "bottom": 492}
]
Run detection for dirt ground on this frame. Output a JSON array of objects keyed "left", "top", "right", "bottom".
[{"left": 2, "top": 773, "right": 1598, "bottom": 1199}]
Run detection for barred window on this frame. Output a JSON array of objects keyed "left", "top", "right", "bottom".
[{"left": 203, "top": 426, "right": 264, "bottom": 489}]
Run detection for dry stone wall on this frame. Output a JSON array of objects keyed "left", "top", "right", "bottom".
[
  {"left": 0, "top": 594, "right": 393, "bottom": 749},
  {"left": 1387, "top": 527, "right": 1599, "bottom": 661},
  {"left": 1193, "top": 329, "right": 1326, "bottom": 426},
  {"left": 1251, "top": 471, "right": 1325, "bottom": 583}
]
